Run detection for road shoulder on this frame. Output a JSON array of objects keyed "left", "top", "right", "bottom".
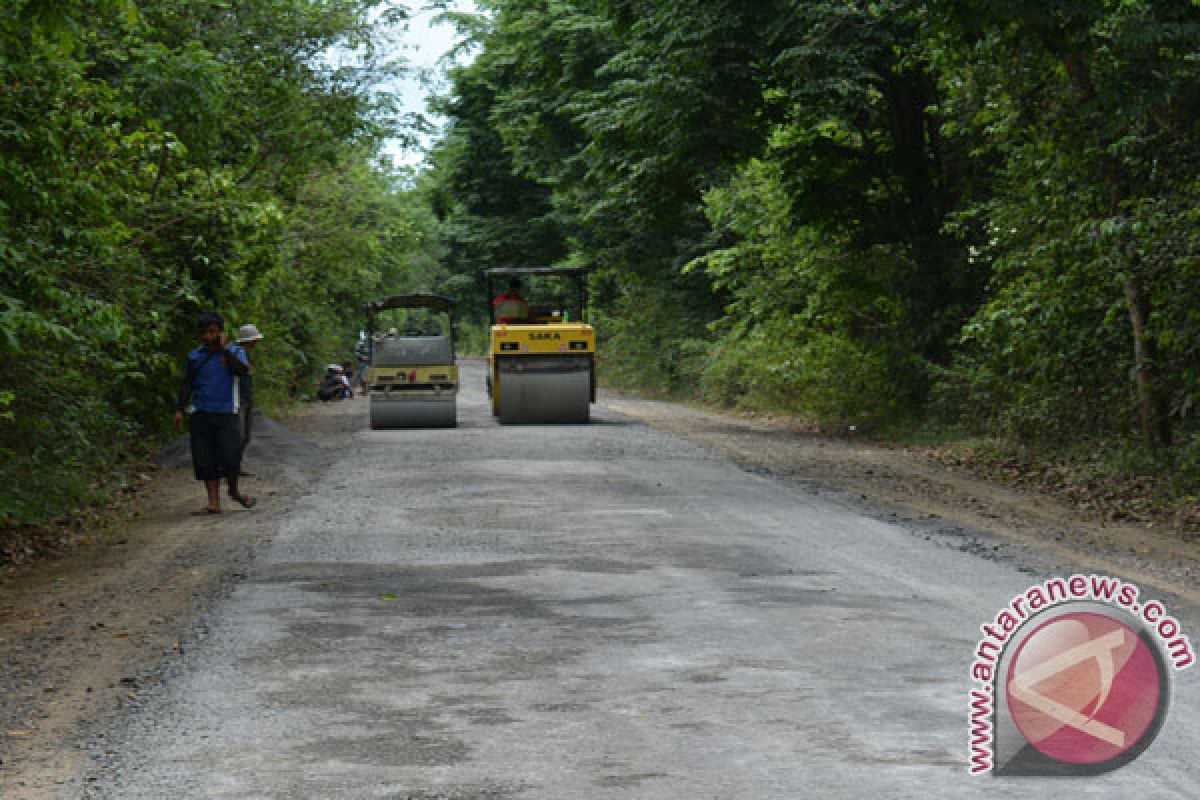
[{"left": 0, "top": 402, "right": 357, "bottom": 797}]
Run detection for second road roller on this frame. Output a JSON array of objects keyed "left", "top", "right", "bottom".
[
  {"left": 364, "top": 294, "right": 458, "bottom": 429},
  {"left": 485, "top": 267, "right": 595, "bottom": 424}
]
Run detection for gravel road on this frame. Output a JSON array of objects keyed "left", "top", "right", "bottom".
[{"left": 74, "top": 361, "right": 1200, "bottom": 797}]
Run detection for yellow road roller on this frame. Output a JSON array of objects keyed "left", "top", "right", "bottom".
[
  {"left": 365, "top": 294, "right": 458, "bottom": 429},
  {"left": 485, "top": 267, "right": 594, "bottom": 424}
]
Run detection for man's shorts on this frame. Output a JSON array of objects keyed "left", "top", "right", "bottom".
[{"left": 189, "top": 411, "right": 242, "bottom": 481}]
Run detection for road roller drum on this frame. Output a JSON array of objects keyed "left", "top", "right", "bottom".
[
  {"left": 495, "top": 355, "right": 590, "bottom": 423},
  {"left": 369, "top": 396, "right": 456, "bottom": 429}
]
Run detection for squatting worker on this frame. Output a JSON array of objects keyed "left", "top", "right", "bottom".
[
  {"left": 235, "top": 323, "right": 264, "bottom": 476},
  {"left": 173, "top": 312, "right": 257, "bottom": 515},
  {"left": 493, "top": 278, "right": 530, "bottom": 323}
]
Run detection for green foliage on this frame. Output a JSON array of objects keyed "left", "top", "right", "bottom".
[
  {"left": 687, "top": 156, "right": 922, "bottom": 425},
  {"left": 0, "top": 0, "right": 435, "bottom": 527},
  {"left": 422, "top": 0, "right": 1200, "bottom": 469},
  {"left": 929, "top": 0, "right": 1200, "bottom": 448},
  {"left": 425, "top": 1, "right": 979, "bottom": 421},
  {"left": 588, "top": 280, "right": 711, "bottom": 398},
  {"left": 12, "top": 0, "right": 1200, "bottom": 525}
]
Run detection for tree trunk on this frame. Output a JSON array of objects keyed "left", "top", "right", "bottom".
[
  {"left": 1063, "top": 49, "right": 1172, "bottom": 449},
  {"left": 1123, "top": 260, "right": 1171, "bottom": 448}
]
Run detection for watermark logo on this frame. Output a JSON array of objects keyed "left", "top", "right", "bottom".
[
  {"left": 1006, "top": 610, "right": 1164, "bottom": 768},
  {"left": 968, "top": 576, "right": 1192, "bottom": 776}
]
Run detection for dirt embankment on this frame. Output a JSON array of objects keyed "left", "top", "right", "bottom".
[
  {"left": 0, "top": 401, "right": 360, "bottom": 797},
  {"left": 603, "top": 393, "right": 1200, "bottom": 606}
]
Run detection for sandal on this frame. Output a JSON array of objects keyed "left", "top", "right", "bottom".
[{"left": 230, "top": 494, "right": 257, "bottom": 509}]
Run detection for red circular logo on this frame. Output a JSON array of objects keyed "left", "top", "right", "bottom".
[{"left": 1006, "top": 611, "right": 1162, "bottom": 765}]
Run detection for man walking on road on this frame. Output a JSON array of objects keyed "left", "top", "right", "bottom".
[
  {"left": 235, "top": 323, "right": 264, "bottom": 476},
  {"left": 174, "top": 312, "right": 257, "bottom": 515}
]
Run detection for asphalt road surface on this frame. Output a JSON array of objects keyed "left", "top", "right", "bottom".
[{"left": 85, "top": 362, "right": 1200, "bottom": 798}]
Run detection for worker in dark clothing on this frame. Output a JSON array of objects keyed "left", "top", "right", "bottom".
[
  {"left": 174, "top": 311, "right": 256, "bottom": 515},
  {"left": 235, "top": 323, "right": 264, "bottom": 476}
]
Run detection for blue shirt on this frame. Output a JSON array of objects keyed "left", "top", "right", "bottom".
[{"left": 186, "top": 344, "right": 248, "bottom": 414}]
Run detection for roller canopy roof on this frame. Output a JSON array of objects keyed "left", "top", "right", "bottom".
[
  {"left": 484, "top": 267, "right": 590, "bottom": 278},
  {"left": 365, "top": 294, "right": 456, "bottom": 313}
]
